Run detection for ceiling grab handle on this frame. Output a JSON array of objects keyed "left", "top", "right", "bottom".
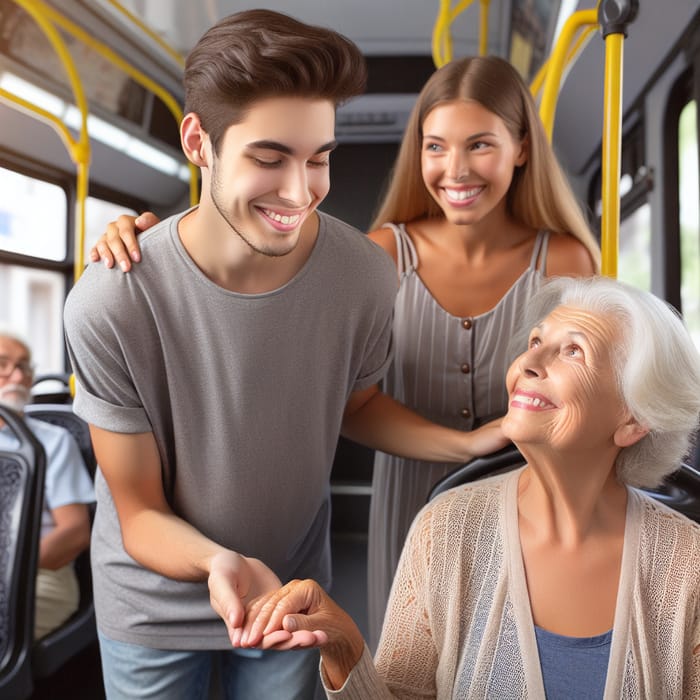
[{"left": 599, "top": 0, "right": 639, "bottom": 279}]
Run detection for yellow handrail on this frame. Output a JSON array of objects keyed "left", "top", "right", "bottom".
[
  {"left": 479, "top": 0, "right": 489, "bottom": 56},
  {"left": 9, "top": 0, "right": 90, "bottom": 283},
  {"left": 35, "top": 2, "right": 198, "bottom": 208},
  {"left": 530, "top": 24, "right": 597, "bottom": 103},
  {"left": 103, "top": 0, "right": 185, "bottom": 68},
  {"left": 433, "top": 0, "right": 490, "bottom": 68},
  {"left": 0, "top": 88, "right": 78, "bottom": 158},
  {"left": 539, "top": 9, "right": 598, "bottom": 141},
  {"left": 432, "top": 0, "right": 453, "bottom": 68},
  {"left": 5, "top": 0, "right": 198, "bottom": 279}
]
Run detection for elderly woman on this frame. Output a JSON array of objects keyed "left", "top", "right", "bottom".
[{"left": 233, "top": 276, "right": 700, "bottom": 699}]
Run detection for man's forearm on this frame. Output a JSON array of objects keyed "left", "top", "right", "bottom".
[{"left": 121, "top": 507, "right": 228, "bottom": 581}]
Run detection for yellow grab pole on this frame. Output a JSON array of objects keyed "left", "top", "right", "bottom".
[
  {"left": 599, "top": 0, "right": 638, "bottom": 278},
  {"left": 479, "top": 0, "right": 489, "bottom": 56},
  {"left": 600, "top": 34, "right": 623, "bottom": 278}
]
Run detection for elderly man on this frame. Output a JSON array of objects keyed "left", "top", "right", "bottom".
[{"left": 0, "top": 330, "right": 94, "bottom": 639}]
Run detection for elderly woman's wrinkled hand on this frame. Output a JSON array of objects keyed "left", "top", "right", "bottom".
[
  {"left": 232, "top": 579, "right": 366, "bottom": 688},
  {"left": 230, "top": 579, "right": 325, "bottom": 650}
]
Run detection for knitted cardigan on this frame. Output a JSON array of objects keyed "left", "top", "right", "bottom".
[{"left": 324, "top": 468, "right": 700, "bottom": 699}]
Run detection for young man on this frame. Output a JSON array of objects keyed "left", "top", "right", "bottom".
[
  {"left": 64, "top": 10, "right": 505, "bottom": 699},
  {"left": 0, "top": 331, "right": 94, "bottom": 640}
]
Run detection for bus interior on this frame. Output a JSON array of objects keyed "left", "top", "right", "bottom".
[{"left": 0, "top": 1, "right": 698, "bottom": 698}]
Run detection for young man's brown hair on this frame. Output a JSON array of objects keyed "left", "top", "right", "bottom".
[{"left": 184, "top": 9, "right": 367, "bottom": 154}]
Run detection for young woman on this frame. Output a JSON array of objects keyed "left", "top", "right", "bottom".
[{"left": 363, "top": 55, "right": 598, "bottom": 647}]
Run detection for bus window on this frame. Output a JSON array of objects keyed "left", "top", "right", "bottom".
[
  {"left": 618, "top": 202, "right": 652, "bottom": 291},
  {"left": 0, "top": 165, "right": 66, "bottom": 260},
  {"left": 85, "top": 196, "right": 137, "bottom": 262},
  {"left": 590, "top": 120, "right": 653, "bottom": 292},
  {"left": 679, "top": 99, "right": 699, "bottom": 351},
  {"left": 0, "top": 262, "right": 66, "bottom": 378},
  {"left": 0, "top": 164, "right": 67, "bottom": 379}
]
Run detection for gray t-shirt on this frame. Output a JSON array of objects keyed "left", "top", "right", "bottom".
[{"left": 64, "top": 209, "right": 396, "bottom": 649}]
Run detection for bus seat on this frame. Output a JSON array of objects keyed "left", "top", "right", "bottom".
[
  {"left": 22, "top": 404, "right": 97, "bottom": 680},
  {"left": 646, "top": 462, "right": 700, "bottom": 523},
  {"left": 30, "top": 374, "right": 73, "bottom": 406},
  {"left": 0, "top": 405, "right": 46, "bottom": 700},
  {"left": 428, "top": 444, "right": 525, "bottom": 498},
  {"left": 428, "top": 445, "right": 700, "bottom": 524},
  {"left": 24, "top": 404, "right": 97, "bottom": 479}
]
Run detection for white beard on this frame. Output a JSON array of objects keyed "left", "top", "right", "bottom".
[{"left": 0, "top": 383, "right": 30, "bottom": 412}]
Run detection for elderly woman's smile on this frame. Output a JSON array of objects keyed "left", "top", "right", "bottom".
[{"left": 509, "top": 390, "right": 557, "bottom": 410}]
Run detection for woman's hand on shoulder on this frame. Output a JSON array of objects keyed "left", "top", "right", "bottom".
[
  {"left": 89, "top": 211, "right": 161, "bottom": 272},
  {"left": 463, "top": 418, "right": 511, "bottom": 461},
  {"left": 546, "top": 233, "right": 597, "bottom": 278}
]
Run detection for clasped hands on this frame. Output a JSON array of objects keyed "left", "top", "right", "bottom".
[
  {"left": 231, "top": 578, "right": 344, "bottom": 651},
  {"left": 209, "top": 558, "right": 364, "bottom": 688},
  {"left": 207, "top": 552, "right": 360, "bottom": 654},
  {"left": 233, "top": 578, "right": 365, "bottom": 690}
]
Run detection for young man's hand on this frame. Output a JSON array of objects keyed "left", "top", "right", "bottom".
[{"left": 207, "top": 551, "right": 282, "bottom": 642}]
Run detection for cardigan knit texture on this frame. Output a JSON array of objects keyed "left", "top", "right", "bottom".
[{"left": 325, "top": 468, "right": 700, "bottom": 699}]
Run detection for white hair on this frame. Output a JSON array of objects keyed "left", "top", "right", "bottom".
[
  {"left": 509, "top": 276, "right": 700, "bottom": 488},
  {"left": 0, "top": 326, "right": 32, "bottom": 360}
]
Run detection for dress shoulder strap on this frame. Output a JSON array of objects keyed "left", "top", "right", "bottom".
[
  {"left": 383, "top": 222, "right": 419, "bottom": 275},
  {"left": 529, "top": 230, "right": 551, "bottom": 272}
]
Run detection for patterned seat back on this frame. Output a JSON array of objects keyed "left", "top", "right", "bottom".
[{"left": 0, "top": 406, "right": 45, "bottom": 700}]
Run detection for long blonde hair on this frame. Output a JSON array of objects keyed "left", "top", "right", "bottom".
[{"left": 370, "top": 55, "right": 601, "bottom": 270}]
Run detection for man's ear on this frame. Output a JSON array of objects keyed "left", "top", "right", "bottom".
[
  {"left": 614, "top": 414, "right": 649, "bottom": 448},
  {"left": 181, "top": 113, "right": 209, "bottom": 167}
]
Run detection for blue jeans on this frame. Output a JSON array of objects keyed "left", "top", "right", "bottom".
[{"left": 98, "top": 632, "right": 320, "bottom": 700}]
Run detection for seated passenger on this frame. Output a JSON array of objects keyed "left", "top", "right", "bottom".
[
  {"left": 0, "top": 331, "right": 95, "bottom": 639},
  {"left": 232, "top": 276, "right": 700, "bottom": 699}
]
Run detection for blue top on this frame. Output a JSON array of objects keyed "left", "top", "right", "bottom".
[
  {"left": 535, "top": 625, "right": 613, "bottom": 699},
  {"left": 0, "top": 416, "right": 94, "bottom": 539}
]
